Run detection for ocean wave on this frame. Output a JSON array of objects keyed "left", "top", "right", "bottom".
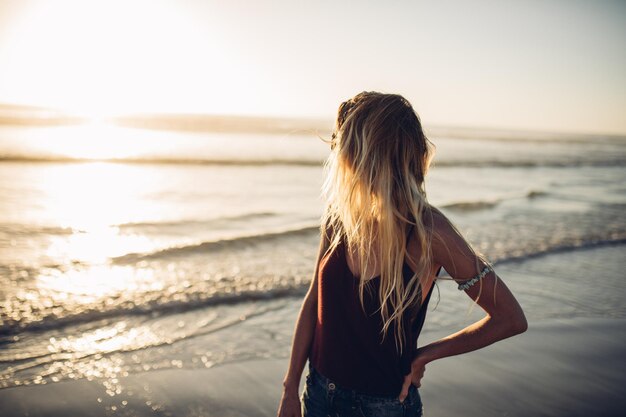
[
  {"left": 116, "top": 212, "right": 279, "bottom": 231},
  {"left": 2, "top": 154, "right": 626, "bottom": 168},
  {"left": 112, "top": 224, "right": 321, "bottom": 263},
  {"left": 0, "top": 155, "right": 324, "bottom": 166},
  {"left": 441, "top": 200, "right": 500, "bottom": 211},
  {"left": 432, "top": 158, "right": 626, "bottom": 168},
  {"left": 441, "top": 190, "right": 548, "bottom": 212},
  {"left": 0, "top": 285, "right": 308, "bottom": 337},
  {"left": 526, "top": 190, "right": 548, "bottom": 199},
  {"left": 491, "top": 238, "right": 626, "bottom": 265},
  {"left": 0, "top": 223, "right": 75, "bottom": 236},
  {"left": 428, "top": 127, "right": 626, "bottom": 144},
  {"left": 3, "top": 236, "right": 624, "bottom": 337}
]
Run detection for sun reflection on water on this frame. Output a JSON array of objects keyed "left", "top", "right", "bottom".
[
  {"left": 47, "top": 321, "right": 161, "bottom": 355},
  {"left": 45, "top": 226, "right": 153, "bottom": 264},
  {"left": 17, "top": 123, "right": 171, "bottom": 161},
  {"left": 36, "top": 265, "right": 159, "bottom": 302},
  {"left": 37, "top": 161, "right": 155, "bottom": 230}
]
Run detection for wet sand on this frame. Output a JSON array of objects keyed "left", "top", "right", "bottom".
[{"left": 1, "top": 316, "right": 624, "bottom": 417}]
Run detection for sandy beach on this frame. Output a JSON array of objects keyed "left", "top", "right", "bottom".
[{"left": 2, "top": 316, "right": 624, "bottom": 417}]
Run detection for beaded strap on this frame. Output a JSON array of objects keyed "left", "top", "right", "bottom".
[{"left": 457, "top": 265, "right": 493, "bottom": 291}]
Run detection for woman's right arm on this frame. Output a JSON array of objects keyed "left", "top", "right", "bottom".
[{"left": 277, "top": 225, "right": 330, "bottom": 417}]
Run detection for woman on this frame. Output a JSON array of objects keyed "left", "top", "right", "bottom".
[{"left": 277, "top": 92, "right": 527, "bottom": 417}]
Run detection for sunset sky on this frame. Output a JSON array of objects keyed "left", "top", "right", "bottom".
[{"left": 0, "top": 0, "right": 624, "bottom": 135}]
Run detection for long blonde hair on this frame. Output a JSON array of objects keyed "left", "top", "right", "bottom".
[{"left": 321, "top": 91, "right": 435, "bottom": 354}]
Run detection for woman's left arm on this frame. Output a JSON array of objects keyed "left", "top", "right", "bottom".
[
  {"left": 414, "top": 273, "right": 527, "bottom": 362},
  {"left": 398, "top": 211, "right": 527, "bottom": 401}
]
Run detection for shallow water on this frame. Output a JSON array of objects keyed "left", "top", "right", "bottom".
[{"left": 0, "top": 125, "right": 625, "bottom": 390}]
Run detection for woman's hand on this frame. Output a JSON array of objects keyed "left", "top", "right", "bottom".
[
  {"left": 277, "top": 387, "right": 302, "bottom": 417},
  {"left": 398, "top": 355, "right": 428, "bottom": 402}
]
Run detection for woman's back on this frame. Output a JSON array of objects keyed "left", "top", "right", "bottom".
[{"left": 309, "top": 229, "right": 440, "bottom": 396}]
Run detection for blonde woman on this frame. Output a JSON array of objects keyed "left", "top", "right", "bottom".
[{"left": 277, "top": 92, "right": 527, "bottom": 417}]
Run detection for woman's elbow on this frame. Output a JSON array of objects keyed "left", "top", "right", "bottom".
[
  {"left": 493, "top": 311, "right": 527, "bottom": 337},
  {"left": 510, "top": 313, "right": 528, "bottom": 335}
]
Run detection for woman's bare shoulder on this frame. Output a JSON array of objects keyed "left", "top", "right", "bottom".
[
  {"left": 422, "top": 205, "right": 471, "bottom": 260},
  {"left": 421, "top": 204, "right": 455, "bottom": 238}
]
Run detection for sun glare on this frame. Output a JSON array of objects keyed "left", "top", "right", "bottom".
[
  {"left": 0, "top": 0, "right": 225, "bottom": 117},
  {"left": 17, "top": 123, "right": 158, "bottom": 160},
  {"left": 35, "top": 162, "right": 155, "bottom": 230}
]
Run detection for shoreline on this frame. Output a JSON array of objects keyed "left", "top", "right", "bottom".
[{"left": 1, "top": 316, "right": 624, "bottom": 417}]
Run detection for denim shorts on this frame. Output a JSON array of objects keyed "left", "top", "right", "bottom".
[{"left": 301, "top": 363, "right": 423, "bottom": 417}]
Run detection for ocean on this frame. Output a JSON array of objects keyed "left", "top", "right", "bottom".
[{"left": 0, "top": 124, "right": 625, "bottom": 395}]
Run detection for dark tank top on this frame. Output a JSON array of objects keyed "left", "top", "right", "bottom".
[{"left": 309, "top": 230, "right": 439, "bottom": 397}]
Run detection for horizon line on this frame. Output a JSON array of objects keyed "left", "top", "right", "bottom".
[{"left": 0, "top": 101, "right": 624, "bottom": 139}]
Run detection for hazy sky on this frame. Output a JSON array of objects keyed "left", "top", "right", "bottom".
[{"left": 0, "top": 0, "right": 624, "bottom": 135}]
